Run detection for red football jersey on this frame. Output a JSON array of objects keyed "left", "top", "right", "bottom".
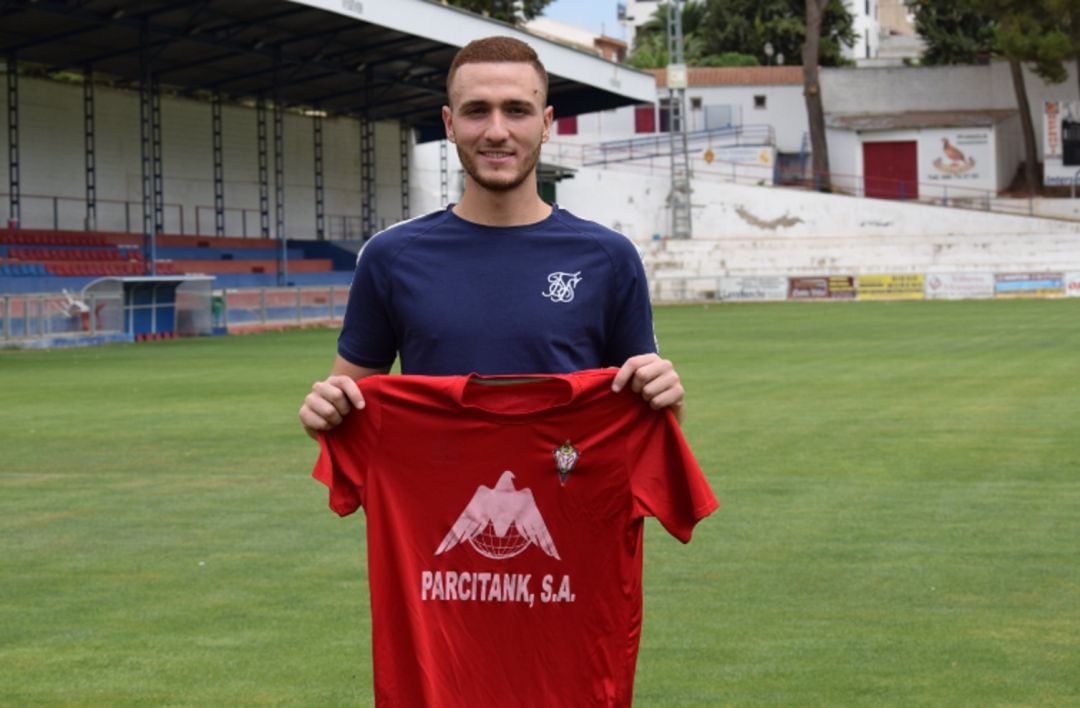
[{"left": 313, "top": 369, "right": 718, "bottom": 707}]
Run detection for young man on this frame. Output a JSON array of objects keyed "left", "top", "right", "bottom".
[{"left": 298, "top": 36, "right": 684, "bottom": 436}]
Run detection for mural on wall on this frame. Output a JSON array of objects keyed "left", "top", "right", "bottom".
[
  {"left": 921, "top": 130, "right": 990, "bottom": 188},
  {"left": 1043, "top": 101, "right": 1080, "bottom": 187},
  {"left": 932, "top": 138, "right": 976, "bottom": 175}
]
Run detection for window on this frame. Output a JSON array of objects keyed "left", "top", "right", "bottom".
[
  {"left": 690, "top": 96, "right": 702, "bottom": 110},
  {"left": 555, "top": 116, "right": 578, "bottom": 136},
  {"left": 753, "top": 95, "right": 766, "bottom": 109},
  {"left": 634, "top": 105, "right": 656, "bottom": 134}
]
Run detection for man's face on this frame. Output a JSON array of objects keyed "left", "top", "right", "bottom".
[{"left": 442, "top": 62, "right": 553, "bottom": 194}]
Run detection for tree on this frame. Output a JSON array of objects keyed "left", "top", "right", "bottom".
[
  {"left": 699, "top": 0, "right": 855, "bottom": 68},
  {"left": 911, "top": 0, "right": 1075, "bottom": 193},
  {"left": 908, "top": 0, "right": 995, "bottom": 65},
  {"left": 988, "top": 1, "right": 1073, "bottom": 192},
  {"left": 803, "top": 0, "right": 832, "bottom": 191},
  {"left": 627, "top": 0, "right": 854, "bottom": 69},
  {"left": 445, "top": 0, "right": 554, "bottom": 23},
  {"left": 626, "top": 1, "right": 713, "bottom": 69}
]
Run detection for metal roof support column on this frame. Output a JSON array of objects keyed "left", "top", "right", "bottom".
[
  {"left": 273, "top": 93, "right": 287, "bottom": 285},
  {"left": 256, "top": 97, "right": 270, "bottom": 237},
  {"left": 313, "top": 111, "right": 325, "bottom": 240},
  {"left": 361, "top": 117, "right": 376, "bottom": 239},
  {"left": 211, "top": 92, "right": 225, "bottom": 237},
  {"left": 399, "top": 124, "right": 410, "bottom": 220},
  {"left": 83, "top": 67, "right": 97, "bottom": 231},
  {"left": 151, "top": 79, "right": 165, "bottom": 237},
  {"left": 6, "top": 53, "right": 20, "bottom": 229},
  {"left": 138, "top": 42, "right": 156, "bottom": 274},
  {"left": 439, "top": 139, "right": 449, "bottom": 208}
]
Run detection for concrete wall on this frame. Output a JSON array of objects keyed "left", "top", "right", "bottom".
[
  {"left": 0, "top": 75, "right": 407, "bottom": 238},
  {"left": 551, "top": 164, "right": 1080, "bottom": 284}
]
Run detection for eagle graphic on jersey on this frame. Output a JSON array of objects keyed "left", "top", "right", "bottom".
[{"left": 435, "top": 470, "right": 560, "bottom": 560}]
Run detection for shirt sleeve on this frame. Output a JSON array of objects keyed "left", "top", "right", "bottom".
[
  {"left": 337, "top": 238, "right": 399, "bottom": 369},
  {"left": 311, "top": 382, "right": 382, "bottom": 517},
  {"left": 627, "top": 408, "right": 718, "bottom": 543},
  {"left": 602, "top": 239, "right": 658, "bottom": 366}
]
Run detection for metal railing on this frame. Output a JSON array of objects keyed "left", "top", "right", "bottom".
[
  {"left": 1, "top": 192, "right": 184, "bottom": 233},
  {"left": 215, "top": 285, "right": 349, "bottom": 331},
  {"left": 1, "top": 290, "right": 124, "bottom": 342}
]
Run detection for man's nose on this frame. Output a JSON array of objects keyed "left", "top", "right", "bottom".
[{"left": 484, "top": 111, "right": 510, "bottom": 141}]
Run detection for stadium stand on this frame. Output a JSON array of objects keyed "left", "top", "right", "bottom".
[{"left": 0, "top": 228, "right": 355, "bottom": 293}]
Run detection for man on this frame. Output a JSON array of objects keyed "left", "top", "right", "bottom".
[{"left": 298, "top": 36, "right": 684, "bottom": 436}]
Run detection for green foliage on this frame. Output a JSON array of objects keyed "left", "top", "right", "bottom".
[
  {"left": 3, "top": 301, "right": 1080, "bottom": 703},
  {"left": 627, "top": 0, "right": 855, "bottom": 69},
  {"left": 907, "top": 0, "right": 996, "bottom": 65},
  {"left": 445, "top": 0, "right": 553, "bottom": 23},
  {"left": 990, "top": 3, "right": 1074, "bottom": 83},
  {"left": 912, "top": 0, "right": 1076, "bottom": 83},
  {"left": 698, "top": 51, "right": 762, "bottom": 67}
]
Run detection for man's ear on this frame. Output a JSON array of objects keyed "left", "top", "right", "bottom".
[
  {"left": 542, "top": 105, "right": 554, "bottom": 142},
  {"left": 442, "top": 105, "right": 454, "bottom": 143}
]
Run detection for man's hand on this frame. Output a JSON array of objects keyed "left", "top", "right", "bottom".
[
  {"left": 299, "top": 356, "right": 391, "bottom": 440},
  {"left": 612, "top": 353, "right": 685, "bottom": 423}
]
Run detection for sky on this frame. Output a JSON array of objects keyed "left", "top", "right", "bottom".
[{"left": 539, "top": 0, "right": 625, "bottom": 40}]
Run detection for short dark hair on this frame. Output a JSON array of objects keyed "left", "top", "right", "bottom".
[{"left": 447, "top": 36, "right": 549, "bottom": 104}]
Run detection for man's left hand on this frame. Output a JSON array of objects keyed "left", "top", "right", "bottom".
[{"left": 612, "top": 353, "right": 685, "bottom": 423}]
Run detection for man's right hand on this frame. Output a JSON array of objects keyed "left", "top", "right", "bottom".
[{"left": 299, "top": 356, "right": 391, "bottom": 440}]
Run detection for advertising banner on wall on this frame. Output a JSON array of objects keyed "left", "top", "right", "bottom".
[
  {"left": 920, "top": 129, "right": 995, "bottom": 192},
  {"left": 788, "top": 276, "right": 855, "bottom": 300},
  {"left": 718, "top": 276, "right": 788, "bottom": 302},
  {"left": 856, "top": 274, "right": 926, "bottom": 300},
  {"left": 924, "top": 273, "right": 995, "bottom": 300},
  {"left": 1065, "top": 272, "right": 1080, "bottom": 298},
  {"left": 994, "top": 272, "right": 1065, "bottom": 298},
  {"left": 1043, "top": 101, "right": 1080, "bottom": 187}
]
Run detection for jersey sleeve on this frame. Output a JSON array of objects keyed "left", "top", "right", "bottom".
[
  {"left": 602, "top": 239, "right": 658, "bottom": 366},
  {"left": 337, "top": 237, "right": 399, "bottom": 369},
  {"left": 311, "top": 382, "right": 382, "bottom": 517},
  {"left": 627, "top": 408, "right": 718, "bottom": 543}
]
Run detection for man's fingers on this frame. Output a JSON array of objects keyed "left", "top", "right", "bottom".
[
  {"left": 611, "top": 353, "right": 655, "bottom": 393},
  {"left": 299, "top": 376, "right": 365, "bottom": 433}
]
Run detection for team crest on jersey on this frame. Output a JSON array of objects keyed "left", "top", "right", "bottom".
[
  {"left": 542, "top": 271, "right": 583, "bottom": 303},
  {"left": 553, "top": 440, "right": 580, "bottom": 485}
]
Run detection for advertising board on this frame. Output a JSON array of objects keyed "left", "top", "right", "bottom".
[
  {"left": 924, "top": 273, "right": 995, "bottom": 300},
  {"left": 855, "top": 274, "right": 926, "bottom": 300},
  {"left": 788, "top": 276, "right": 856, "bottom": 300},
  {"left": 718, "top": 276, "right": 788, "bottom": 302},
  {"left": 994, "top": 272, "right": 1065, "bottom": 298}
]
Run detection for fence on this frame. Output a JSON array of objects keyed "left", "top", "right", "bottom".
[
  {"left": 1, "top": 289, "right": 124, "bottom": 342},
  {"left": 216, "top": 285, "right": 349, "bottom": 331}
]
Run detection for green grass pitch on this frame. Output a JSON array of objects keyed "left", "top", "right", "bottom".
[{"left": 2, "top": 299, "right": 1078, "bottom": 705}]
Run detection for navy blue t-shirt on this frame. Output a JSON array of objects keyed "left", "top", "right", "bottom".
[{"left": 337, "top": 205, "right": 657, "bottom": 376}]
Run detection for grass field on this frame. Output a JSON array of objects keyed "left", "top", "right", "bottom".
[{"left": 2, "top": 299, "right": 1079, "bottom": 705}]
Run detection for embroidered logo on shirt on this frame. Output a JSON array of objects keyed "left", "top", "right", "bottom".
[
  {"left": 435, "top": 470, "right": 560, "bottom": 560},
  {"left": 553, "top": 440, "right": 580, "bottom": 486},
  {"left": 541, "top": 271, "right": 583, "bottom": 303}
]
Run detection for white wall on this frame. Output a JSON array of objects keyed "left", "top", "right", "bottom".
[
  {"left": 552, "top": 165, "right": 1080, "bottom": 288},
  {"left": 0, "top": 75, "right": 407, "bottom": 238},
  {"left": 846, "top": 0, "right": 881, "bottom": 62}
]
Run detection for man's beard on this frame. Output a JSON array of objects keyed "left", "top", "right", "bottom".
[{"left": 457, "top": 139, "right": 542, "bottom": 193}]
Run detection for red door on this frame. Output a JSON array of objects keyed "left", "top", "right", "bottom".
[{"left": 863, "top": 141, "right": 918, "bottom": 200}]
